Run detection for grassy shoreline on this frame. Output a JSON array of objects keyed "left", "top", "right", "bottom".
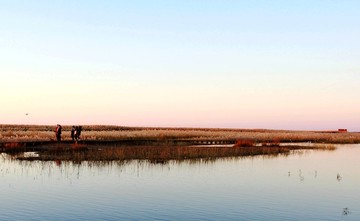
[
  {"left": 0, "top": 124, "right": 348, "bottom": 162},
  {"left": 1, "top": 124, "right": 359, "bottom": 144},
  {"left": 7, "top": 144, "right": 336, "bottom": 162}
]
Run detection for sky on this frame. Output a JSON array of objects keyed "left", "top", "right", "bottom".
[{"left": 0, "top": 0, "right": 359, "bottom": 131}]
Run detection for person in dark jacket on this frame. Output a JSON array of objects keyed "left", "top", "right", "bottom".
[
  {"left": 55, "top": 124, "right": 62, "bottom": 141},
  {"left": 76, "top": 126, "right": 82, "bottom": 140},
  {"left": 71, "top": 126, "right": 76, "bottom": 141},
  {"left": 73, "top": 126, "right": 82, "bottom": 141}
]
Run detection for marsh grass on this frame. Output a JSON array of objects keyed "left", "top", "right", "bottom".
[
  {"left": 234, "top": 139, "right": 255, "bottom": 147},
  {"left": 19, "top": 146, "right": 296, "bottom": 162},
  {"left": 1, "top": 124, "right": 359, "bottom": 144},
  {"left": 312, "top": 143, "right": 336, "bottom": 151},
  {"left": 12, "top": 143, "right": 336, "bottom": 162}
]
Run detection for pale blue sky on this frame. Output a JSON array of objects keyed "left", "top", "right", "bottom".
[{"left": 1, "top": 1, "right": 359, "bottom": 130}]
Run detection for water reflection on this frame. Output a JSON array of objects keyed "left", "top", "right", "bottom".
[
  {"left": 343, "top": 208, "right": 351, "bottom": 216},
  {"left": 1, "top": 145, "right": 359, "bottom": 220},
  {"left": 0, "top": 146, "right": 338, "bottom": 181},
  {"left": 0, "top": 148, "right": 314, "bottom": 169}
]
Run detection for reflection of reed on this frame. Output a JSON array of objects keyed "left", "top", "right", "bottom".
[
  {"left": 343, "top": 208, "right": 351, "bottom": 216},
  {"left": 337, "top": 173, "right": 342, "bottom": 181},
  {"left": 0, "top": 146, "right": 339, "bottom": 181},
  {"left": 299, "top": 169, "right": 304, "bottom": 182}
]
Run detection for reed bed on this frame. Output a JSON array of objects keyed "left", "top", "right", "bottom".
[
  {"left": 13, "top": 144, "right": 335, "bottom": 162},
  {"left": 1, "top": 124, "right": 359, "bottom": 144}
]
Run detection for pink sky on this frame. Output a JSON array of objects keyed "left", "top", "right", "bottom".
[{"left": 1, "top": 1, "right": 359, "bottom": 131}]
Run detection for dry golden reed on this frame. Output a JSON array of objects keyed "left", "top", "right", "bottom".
[{"left": 1, "top": 124, "right": 359, "bottom": 144}]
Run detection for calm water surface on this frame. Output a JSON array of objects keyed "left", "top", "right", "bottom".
[{"left": 1, "top": 144, "right": 360, "bottom": 220}]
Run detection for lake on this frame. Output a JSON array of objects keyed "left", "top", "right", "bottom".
[{"left": 1, "top": 144, "right": 359, "bottom": 220}]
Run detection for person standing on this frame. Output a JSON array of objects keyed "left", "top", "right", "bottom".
[
  {"left": 74, "top": 126, "right": 79, "bottom": 140},
  {"left": 55, "top": 124, "right": 62, "bottom": 141},
  {"left": 71, "top": 126, "right": 76, "bottom": 141},
  {"left": 77, "top": 126, "right": 82, "bottom": 140},
  {"left": 74, "top": 126, "right": 82, "bottom": 141}
]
